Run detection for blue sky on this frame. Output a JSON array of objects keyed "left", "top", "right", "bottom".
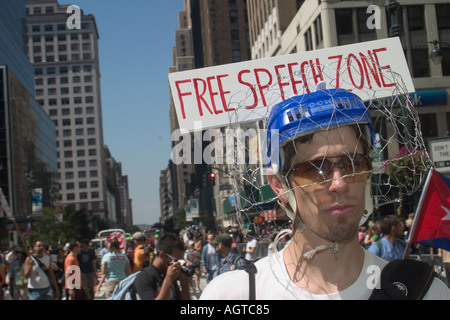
[{"left": 71, "top": 1, "right": 185, "bottom": 225}]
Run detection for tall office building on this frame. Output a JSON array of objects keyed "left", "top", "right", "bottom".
[
  {"left": 24, "top": 0, "right": 111, "bottom": 223},
  {"left": 247, "top": 0, "right": 450, "bottom": 216},
  {"left": 247, "top": 0, "right": 304, "bottom": 59},
  {"left": 0, "top": 0, "right": 58, "bottom": 249},
  {"left": 165, "top": 0, "right": 252, "bottom": 228}
]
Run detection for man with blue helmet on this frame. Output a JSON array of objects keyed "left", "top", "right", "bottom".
[{"left": 201, "top": 84, "right": 450, "bottom": 300}]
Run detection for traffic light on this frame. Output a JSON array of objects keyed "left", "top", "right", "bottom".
[{"left": 209, "top": 172, "right": 216, "bottom": 185}]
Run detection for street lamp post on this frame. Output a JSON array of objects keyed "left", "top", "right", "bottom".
[{"left": 429, "top": 40, "right": 450, "bottom": 65}]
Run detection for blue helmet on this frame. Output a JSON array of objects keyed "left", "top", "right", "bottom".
[{"left": 265, "top": 88, "right": 374, "bottom": 173}]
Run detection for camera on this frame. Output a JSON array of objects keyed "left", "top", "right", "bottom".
[{"left": 179, "top": 260, "right": 195, "bottom": 277}]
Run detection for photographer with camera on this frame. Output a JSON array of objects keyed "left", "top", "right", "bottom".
[{"left": 133, "top": 233, "right": 191, "bottom": 300}]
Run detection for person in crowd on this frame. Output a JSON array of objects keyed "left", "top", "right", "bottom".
[
  {"left": 77, "top": 239, "right": 97, "bottom": 300},
  {"left": 64, "top": 241, "right": 87, "bottom": 300},
  {"left": 0, "top": 252, "right": 5, "bottom": 300},
  {"left": 363, "top": 225, "right": 380, "bottom": 248},
  {"left": 126, "top": 245, "right": 135, "bottom": 273},
  {"left": 212, "top": 233, "right": 247, "bottom": 277},
  {"left": 242, "top": 231, "right": 258, "bottom": 263},
  {"left": 133, "top": 233, "right": 190, "bottom": 300},
  {"left": 53, "top": 246, "right": 66, "bottom": 300},
  {"left": 368, "top": 215, "right": 408, "bottom": 261},
  {"left": 200, "top": 87, "right": 450, "bottom": 300},
  {"left": 5, "top": 247, "right": 28, "bottom": 300},
  {"left": 95, "top": 238, "right": 131, "bottom": 299},
  {"left": 100, "top": 240, "right": 109, "bottom": 256},
  {"left": 184, "top": 240, "right": 201, "bottom": 293},
  {"left": 24, "top": 241, "right": 59, "bottom": 300},
  {"left": 201, "top": 233, "right": 219, "bottom": 283},
  {"left": 132, "top": 232, "right": 148, "bottom": 272},
  {"left": 438, "top": 248, "right": 450, "bottom": 289}
]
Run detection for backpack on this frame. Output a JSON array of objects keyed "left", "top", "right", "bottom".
[
  {"left": 108, "top": 271, "right": 140, "bottom": 300},
  {"left": 241, "top": 259, "right": 435, "bottom": 300},
  {"left": 231, "top": 254, "right": 247, "bottom": 271},
  {"left": 369, "top": 259, "right": 435, "bottom": 300},
  {"left": 142, "top": 247, "right": 155, "bottom": 268}
]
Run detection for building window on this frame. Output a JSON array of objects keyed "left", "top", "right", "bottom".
[
  {"left": 335, "top": 9, "right": 353, "bottom": 35},
  {"left": 232, "top": 50, "right": 241, "bottom": 62},
  {"left": 407, "top": 5, "right": 425, "bottom": 32},
  {"left": 64, "top": 151, "right": 73, "bottom": 158},
  {"left": 314, "top": 15, "right": 324, "bottom": 44},
  {"left": 230, "top": 10, "right": 238, "bottom": 24},
  {"left": 78, "top": 171, "right": 86, "bottom": 178},
  {"left": 64, "top": 161, "right": 73, "bottom": 169},
  {"left": 65, "top": 172, "right": 74, "bottom": 179},
  {"left": 304, "top": 28, "right": 313, "bottom": 51},
  {"left": 436, "top": 4, "right": 450, "bottom": 30},
  {"left": 231, "top": 30, "right": 240, "bottom": 42},
  {"left": 419, "top": 113, "right": 437, "bottom": 141},
  {"left": 411, "top": 49, "right": 430, "bottom": 77}
]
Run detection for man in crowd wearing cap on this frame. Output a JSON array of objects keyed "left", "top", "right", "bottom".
[
  {"left": 212, "top": 233, "right": 247, "bottom": 278},
  {"left": 132, "top": 232, "right": 148, "bottom": 272},
  {"left": 201, "top": 87, "right": 450, "bottom": 300}
]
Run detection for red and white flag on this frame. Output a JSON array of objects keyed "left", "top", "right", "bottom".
[{"left": 408, "top": 169, "right": 450, "bottom": 252}]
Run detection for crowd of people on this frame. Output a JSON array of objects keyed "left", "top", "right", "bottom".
[
  {"left": 0, "top": 239, "right": 98, "bottom": 300},
  {"left": 0, "top": 224, "right": 282, "bottom": 300},
  {"left": 1, "top": 215, "right": 447, "bottom": 301}
]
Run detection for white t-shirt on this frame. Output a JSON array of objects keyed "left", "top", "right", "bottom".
[
  {"left": 245, "top": 239, "right": 258, "bottom": 261},
  {"left": 28, "top": 255, "right": 51, "bottom": 289},
  {"left": 200, "top": 248, "right": 450, "bottom": 300}
]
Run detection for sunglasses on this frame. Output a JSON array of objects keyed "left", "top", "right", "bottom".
[
  {"left": 290, "top": 154, "right": 371, "bottom": 188},
  {"left": 164, "top": 252, "right": 179, "bottom": 262}
]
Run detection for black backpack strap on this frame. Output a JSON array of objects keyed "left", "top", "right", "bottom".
[
  {"left": 238, "top": 263, "right": 257, "bottom": 300},
  {"left": 369, "top": 259, "right": 435, "bottom": 300}
]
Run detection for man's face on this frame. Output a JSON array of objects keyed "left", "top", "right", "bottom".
[
  {"left": 73, "top": 242, "right": 81, "bottom": 255},
  {"left": 80, "top": 242, "right": 88, "bottom": 250},
  {"left": 34, "top": 241, "right": 45, "bottom": 255},
  {"left": 288, "top": 126, "right": 368, "bottom": 242}
]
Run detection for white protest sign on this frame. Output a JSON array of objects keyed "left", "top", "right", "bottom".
[{"left": 169, "top": 37, "right": 414, "bottom": 132}]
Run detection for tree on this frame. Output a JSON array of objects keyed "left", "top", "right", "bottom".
[
  {"left": 173, "top": 207, "right": 189, "bottom": 231},
  {"left": 28, "top": 206, "right": 95, "bottom": 246}
]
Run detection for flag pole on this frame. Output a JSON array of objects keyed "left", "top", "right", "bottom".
[{"left": 402, "top": 168, "right": 434, "bottom": 259}]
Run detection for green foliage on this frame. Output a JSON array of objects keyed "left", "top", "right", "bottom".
[
  {"left": 27, "top": 207, "right": 96, "bottom": 246},
  {"left": 385, "top": 152, "right": 428, "bottom": 189},
  {"left": 173, "top": 207, "right": 189, "bottom": 231}
]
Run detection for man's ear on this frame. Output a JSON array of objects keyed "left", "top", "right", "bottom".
[{"left": 267, "top": 168, "right": 289, "bottom": 204}]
